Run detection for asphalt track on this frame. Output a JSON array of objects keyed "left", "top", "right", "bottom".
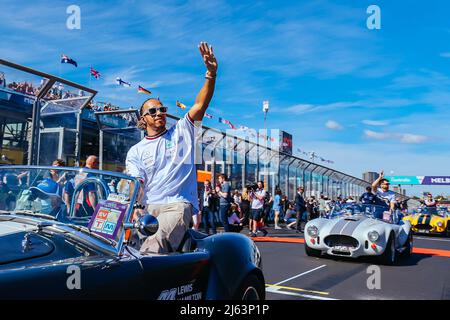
[{"left": 249, "top": 228, "right": 450, "bottom": 300}]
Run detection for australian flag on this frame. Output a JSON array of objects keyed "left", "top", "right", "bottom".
[{"left": 61, "top": 54, "right": 77, "bottom": 67}]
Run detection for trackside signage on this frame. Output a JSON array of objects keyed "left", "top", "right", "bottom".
[
  {"left": 386, "top": 176, "right": 450, "bottom": 185},
  {"left": 421, "top": 176, "right": 450, "bottom": 185}
]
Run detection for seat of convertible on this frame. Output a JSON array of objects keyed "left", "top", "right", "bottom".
[{"left": 176, "top": 229, "right": 209, "bottom": 253}]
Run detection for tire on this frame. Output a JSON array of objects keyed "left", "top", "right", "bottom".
[
  {"left": 446, "top": 224, "right": 450, "bottom": 237},
  {"left": 380, "top": 234, "right": 397, "bottom": 265},
  {"left": 403, "top": 232, "right": 413, "bottom": 258},
  {"left": 305, "top": 243, "right": 322, "bottom": 257},
  {"left": 233, "top": 274, "right": 265, "bottom": 300}
]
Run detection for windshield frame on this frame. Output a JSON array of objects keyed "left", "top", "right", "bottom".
[
  {"left": 330, "top": 203, "right": 396, "bottom": 222},
  {"left": 0, "top": 165, "right": 139, "bottom": 255}
]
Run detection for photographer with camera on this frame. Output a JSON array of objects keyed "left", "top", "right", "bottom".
[{"left": 249, "top": 181, "right": 268, "bottom": 237}]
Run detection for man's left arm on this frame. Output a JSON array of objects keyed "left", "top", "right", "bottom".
[{"left": 189, "top": 42, "right": 218, "bottom": 122}]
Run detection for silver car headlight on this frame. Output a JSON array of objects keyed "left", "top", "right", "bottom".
[
  {"left": 368, "top": 231, "right": 379, "bottom": 242},
  {"left": 307, "top": 225, "right": 319, "bottom": 238},
  {"left": 437, "top": 221, "right": 443, "bottom": 227}
]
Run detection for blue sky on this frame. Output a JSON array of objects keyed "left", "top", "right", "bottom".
[{"left": 1, "top": 0, "right": 449, "bottom": 196}]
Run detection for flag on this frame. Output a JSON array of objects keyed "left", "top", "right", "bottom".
[
  {"left": 116, "top": 77, "right": 131, "bottom": 87},
  {"left": 239, "top": 125, "right": 250, "bottom": 131},
  {"left": 204, "top": 113, "right": 213, "bottom": 119},
  {"left": 137, "top": 85, "right": 152, "bottom": 95},
  {"left": 218, "top": 117, "right": 236, "bottom": 129},
  {"left": 176, "top": 100, "right": 187, "bottom": 109},
  {"left": 61, "top": 54, "right": 77, "bottom": 67},
  {"left": 90, "top": 67, "right": 101, "bottom": 79}
]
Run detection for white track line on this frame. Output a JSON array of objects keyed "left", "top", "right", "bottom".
[
  {"left": 415, "top": 236, "right": 450, "bottom": 242},
  {"left": 273, "top": 264, "right": 327, "bottom": 286},
  {"left": 267, "top": 289, "right": 339, "bottom": 300}
]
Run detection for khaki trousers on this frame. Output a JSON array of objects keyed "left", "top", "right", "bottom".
[{"left": 139, "top": 202, "right": 192, "bottom": 254}]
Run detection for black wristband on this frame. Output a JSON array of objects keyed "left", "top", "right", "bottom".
[{"left": 133, "top": 203, "right": 145, "bottom": 210}]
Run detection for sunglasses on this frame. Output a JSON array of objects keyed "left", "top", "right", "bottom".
[{"left": 142, "top": 106, "right": 168, "bottom": 116}]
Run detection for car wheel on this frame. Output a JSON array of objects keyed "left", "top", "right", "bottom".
[
  {"left": 446, "top": 224, "right": 450, "bottom": 237},
  {"left": 380, "top": 234, "right": 396, "bottom": 265},
  {"left": 305, "top": 243, "right": 322, "bottom": 257},
  {"left": 403, "top": 232, "right": 413, "bottom": 258},
  {"left": 233, "top": 274, "right": 265, "bottom": 300}
]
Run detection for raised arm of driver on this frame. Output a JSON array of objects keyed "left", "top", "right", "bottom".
[
  {"left": 372, "top": 170, "right": 384, "bottom": 193},
  {"left": 188, "top": 42, "right": 218, "bottom": 122}
]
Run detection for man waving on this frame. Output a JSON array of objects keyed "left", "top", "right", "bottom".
[{"left": 126, "top": 42, "right": 218, "bottom": 254}]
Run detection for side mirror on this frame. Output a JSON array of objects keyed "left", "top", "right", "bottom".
[{"left": 137, "top": 214, "right": 159, "bottom": 237}]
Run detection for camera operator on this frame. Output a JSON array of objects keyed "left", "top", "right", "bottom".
[{"left": 249, "top": 181, "right": 268, "bottom": 237}]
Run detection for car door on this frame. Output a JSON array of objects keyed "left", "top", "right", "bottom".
[{"left": 138, "top": 251, "right": 211, "bottom": 300}]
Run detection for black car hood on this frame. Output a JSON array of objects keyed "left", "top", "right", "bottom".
[{"left": 0, "top": 220, "right": 55, "bottom": 265}]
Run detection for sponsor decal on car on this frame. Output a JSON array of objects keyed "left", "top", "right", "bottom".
[{"left": 157, "top": 283, "right": 202, "bottom": 300}]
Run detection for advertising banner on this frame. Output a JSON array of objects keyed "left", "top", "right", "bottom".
[{"left": 386, "top": 176, "right": 450, "bottom": 186}]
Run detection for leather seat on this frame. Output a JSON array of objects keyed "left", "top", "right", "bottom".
[{"left": 177, "top": 229, "right": 209, "bottom": 253}]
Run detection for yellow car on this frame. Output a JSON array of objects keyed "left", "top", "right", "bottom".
[{"left": 403, "top": 207, "right": 450, "bottom": 236}]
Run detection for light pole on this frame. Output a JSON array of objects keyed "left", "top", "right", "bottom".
[
  {"left": 262, "top": 100, "right": 269, "bottom": 129},
  {"left": 262, "top": 100, "right": 270, "bottom": 191}
]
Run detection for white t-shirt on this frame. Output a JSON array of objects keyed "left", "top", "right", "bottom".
[
  {"left": 424, "top": 199, "right": 436, "bottom": 207},
  {"left": 251, "top": 189, "right": 266, "bottom": 210},
  {"left": 126, "top": 114, "right": 200, "bottom": 211},
  {"left": 376, "top": 188, "right": 396, "bottom": 205}
]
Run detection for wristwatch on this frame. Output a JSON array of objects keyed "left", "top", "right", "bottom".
[{"left": 205, "top": 71, "right": 216, "bottom": 80}]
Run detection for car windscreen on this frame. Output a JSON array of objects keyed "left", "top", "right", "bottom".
[
  {"left": 330, "top": 203, "right": 392, "bottom": 220},
  {"left": 0, "top": 166, "right": 138, "bottom": 245}
]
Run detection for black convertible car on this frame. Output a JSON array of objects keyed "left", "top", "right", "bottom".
[{"left": 0, "top": 166, "right": 265, "bottom": 300}]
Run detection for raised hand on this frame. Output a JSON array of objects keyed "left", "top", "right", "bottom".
[{"left": 198, "top": 42, "right": 218, "bottom": 77}]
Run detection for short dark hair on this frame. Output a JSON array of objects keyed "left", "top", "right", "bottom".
[
  {"left": 217, "top": 173, "right": 227, "bottom": 180},
  {"left": 380, "top": 178, "right": 389, "bottom": 184},
  {"left": 257, "top": 180, "right": 264, "bottom": 188},
  {"left": 52, "top": 159, "right": 66, "bottom": 166},
  {"left": 366, "top": 186, "right": 372, "bottom": 192},
  {"left": 139, "top": 97, "right": 161, "bottom": 116}
]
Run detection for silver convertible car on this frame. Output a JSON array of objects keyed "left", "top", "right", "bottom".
[{"left": 304, "top": 203, "right": 413, "bottom": 265}]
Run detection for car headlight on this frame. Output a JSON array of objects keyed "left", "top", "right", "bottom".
[
  {"left": 368, "top": 231, "right": 379, "bottom": 242},
  {"left": 437, "top": 221, "right": 443, "bottom": 227},
  {"left": 307, "top": 225, "right": 319, "bottom": 238}
]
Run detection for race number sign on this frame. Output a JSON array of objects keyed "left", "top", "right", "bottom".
[{"left": 88, "top": 199, "right": 127, "bottom": 240}]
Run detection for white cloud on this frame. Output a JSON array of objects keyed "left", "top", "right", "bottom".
[
  {"left": 364, "top": 130, "right": 390, "bottom": 140},
  {"left": 325, "top": 120, "right": 343, "bottom": 130},
  {"left": 362, "top": 120, "right": 389, "bottom": 126},
  {"left": 364, "top": 130, "right": 429, "bottom": 144},
  {"left": 285, "top": 104, "right": 316, "bottom": 114},
  {"left": 398, "top": 133, "right": 428, "bottom": 144}
]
